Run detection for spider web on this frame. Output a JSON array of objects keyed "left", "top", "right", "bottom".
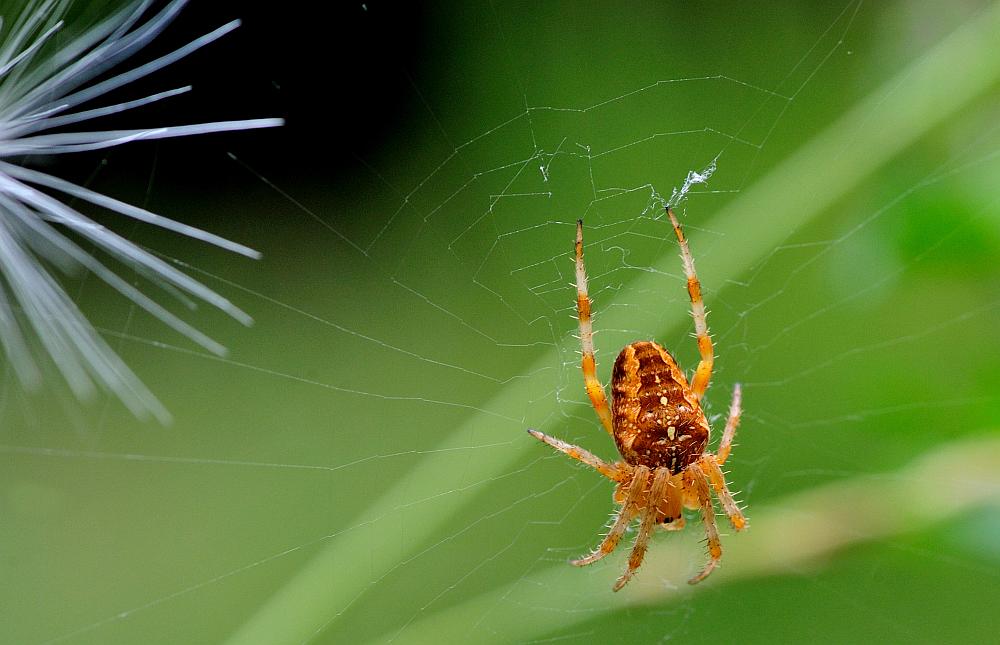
[{"left": 2, "top": 1, "right": 1000, "bottom": 643}]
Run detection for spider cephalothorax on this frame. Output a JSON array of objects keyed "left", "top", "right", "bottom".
[{"left": 528, "top": 209, "right": 747, "bottom": 591}]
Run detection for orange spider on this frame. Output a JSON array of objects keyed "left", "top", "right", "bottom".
[{"left": 529, "top": 208, "right": 747, "bottom": 591}]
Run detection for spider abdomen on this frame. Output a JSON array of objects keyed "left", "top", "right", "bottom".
[{"left": 611, "top": 341, "right": 709, "bottom": 473}]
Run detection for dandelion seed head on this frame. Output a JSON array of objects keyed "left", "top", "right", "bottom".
[{"left": 0, "top": 0, "right": 283, "bottom": 423}]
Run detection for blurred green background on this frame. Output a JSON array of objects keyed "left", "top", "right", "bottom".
[{"left": 1, "top": 1, "right": 998, "bottom": 643}]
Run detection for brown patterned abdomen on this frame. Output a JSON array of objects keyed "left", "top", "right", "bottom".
[{"left": 610, "top": 341, "right": 709, "bottom": 473}]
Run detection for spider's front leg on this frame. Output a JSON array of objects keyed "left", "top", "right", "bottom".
[
  {"left": 613, "top": 466, "right": 672, "bottom": 591},
  {"left": 685, "top": 463, "right": 722, "bottom": 584},
  {"left": 571, "top": 465, "right": 648, "bottom": 567}
]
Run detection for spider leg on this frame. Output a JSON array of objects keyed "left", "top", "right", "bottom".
[
  {"left": 716, "top": 383, "right": 742, "bottom": 465},
  {"left": 571, "top": 465, "right": 648, "bottom": 567},
  {"left": 613, "top": 466, "right": 671, "bottom": 591},
  {"left": 575, "top": 220, "right": 615, "bottom": 436},
  {"left": 667, "top": 208, "right": 713, "bottom": 400},
  {"left": 527, "top": 429, "right": 623, "bottom": 481},
  {"left": 686, "top": 463, "right": 722, "bottom": 584},
  {"left": 698, "top": 454, "right": 747, "bottom": 531}
]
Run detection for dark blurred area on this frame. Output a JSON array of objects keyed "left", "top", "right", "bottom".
[{"left": 47, "top": 1, "right": 427, "bottom": 191}]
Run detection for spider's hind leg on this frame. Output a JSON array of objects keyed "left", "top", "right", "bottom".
[
  {"left": 667, "top": 207, "right": 714, "bottom": 400},
  {"left": 574, "top": 220, "right": 616, "bottom": 436},
  {"left": 716, "top": 383, "right": 742, "bottom": 465}
]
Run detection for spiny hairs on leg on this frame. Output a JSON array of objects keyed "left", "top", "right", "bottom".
[
  {"left": 574, "top": 219, "right": 615, "bottom": 436},
  {"left": 686, "top": 463, "right": 722, "bottom": 584},
  {"left": 717, "top": 383, "right": 742, "bottom": 464},
  {"left": 571, "top": 465, "right": 648, "bottom": 567},
  {"left": 666, "top": 207, "right": 714, "bottom": 400},
  {"left": 527, "top": 429, "right": 622, "bottom": 481},
  {"left": 698, "top": 455, "right": 748, "bottom": 531},
  {"left": 613, "top": 466, "right": 671, "bottom": 591}
]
